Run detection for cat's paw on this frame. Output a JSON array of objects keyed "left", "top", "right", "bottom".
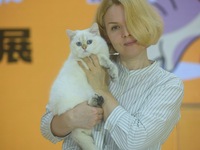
[
  {"left": 98, "top": 55, "right": 118, "bottom": 82},
  {"left": 108, "top": 64, "right": 118, "bottom": 82},
  {"left": 88, "top": 94, "right": 104, "bottom": 107}
]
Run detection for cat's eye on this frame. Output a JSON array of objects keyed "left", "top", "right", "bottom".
[
  {"left": 76, "top": 42, "right": 82, "bottom": 46},
  {"left": 87, "top": 40, "right": 93, "bottom": 45}
]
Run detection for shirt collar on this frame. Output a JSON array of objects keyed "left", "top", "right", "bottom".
[{"left": 116, "top": 59, "right": 158, "bottom": 76}]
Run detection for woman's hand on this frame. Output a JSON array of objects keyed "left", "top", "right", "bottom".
[
  {"left": 71, "top": 101, "right": 103, "bottom": 128},
  {"left": 78, "top": 55, "right": 109, "bottom": 93},
  {"left": 78, "top": 55, "right": 119, "bottom": 120},
  {"left": 51, "top": 101, "right": 103, "bottom": 137}
]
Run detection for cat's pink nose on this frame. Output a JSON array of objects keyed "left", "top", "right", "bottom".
[{"left": 82, "top": 44, "right": 87, "bottom": 50}]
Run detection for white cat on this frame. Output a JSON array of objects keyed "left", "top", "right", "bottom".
[{"left": 48, "top": 23, "right": 118, "bottom": 150}]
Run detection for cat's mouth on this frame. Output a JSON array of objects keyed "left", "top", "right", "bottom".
[
  {"left": 82, "top": 50, "right": 89, "bottom": 54},
  {"left": 80, "top": 51, "right": 90, "bottom": 57}
]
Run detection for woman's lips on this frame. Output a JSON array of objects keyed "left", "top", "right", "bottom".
[{"left": 124, "top": 40, "right": 137, "bottom": 46}]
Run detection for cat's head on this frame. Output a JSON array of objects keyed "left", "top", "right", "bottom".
[{"left": 66, "top": 23, "right": 106, "bottom": 58}]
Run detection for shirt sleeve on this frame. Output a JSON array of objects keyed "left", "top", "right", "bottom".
[
  {"left": 104, "top": 78, "right": 184, "bottom": 150},
  {"left": 40, "top": 106, "right": 69, "bottom": 144}
]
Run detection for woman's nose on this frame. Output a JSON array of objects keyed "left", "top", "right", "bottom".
[{"left": 121, "top": 27, "right": 130, "bottom": 38}]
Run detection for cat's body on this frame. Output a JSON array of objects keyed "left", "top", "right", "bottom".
[{"left": 48, "top": 23, "right": 118, "bottom": 150}]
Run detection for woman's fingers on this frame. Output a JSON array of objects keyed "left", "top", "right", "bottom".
[
  {"left": 72, "top": 102, "right": 103, "bottom": 129},
  {"left": 90, "top": 55, "right": 100, "bottom": 67},
  {"left": 82, "top": 56, "right": 95, "bottom": 70},
  {"left": 79, "top": 55, "right": 100, "bottom": 71},
  {"left": 78, "top": 61, "right": 90, "bottom": 75}
]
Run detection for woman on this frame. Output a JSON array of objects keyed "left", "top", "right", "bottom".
[{"left": 41, "top": 0, "right": 184, "bottom": 149}]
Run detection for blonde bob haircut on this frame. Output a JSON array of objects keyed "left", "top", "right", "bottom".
[{"left": 95, "top": 0, "right": 163, "bottom": 48}]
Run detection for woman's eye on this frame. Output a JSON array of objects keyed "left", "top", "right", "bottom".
[
  {"left": 87, "top": 40, "right": 93, "bottom": 45},
  {"left": 111, "top": 26, "right": 120, "bottom": 31},
  {"left": 76, "top": 42, "right": 82, "bottom": 46}
]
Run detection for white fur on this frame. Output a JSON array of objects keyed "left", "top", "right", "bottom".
[{"left": 48, "top": 23, "right": 118, "bottom": 150}]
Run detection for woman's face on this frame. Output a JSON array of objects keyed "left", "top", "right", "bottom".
[{"left": 104, "top": 4, "right": 146, "bottom": 60}]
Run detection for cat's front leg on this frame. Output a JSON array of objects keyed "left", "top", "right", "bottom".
[{"left": 98, "top": 55, "right": 118, "bottom": 82}]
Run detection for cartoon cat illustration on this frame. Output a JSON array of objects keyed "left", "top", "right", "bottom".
[{"left": 147, "top": 0, "right": 200, "bottom": 80}]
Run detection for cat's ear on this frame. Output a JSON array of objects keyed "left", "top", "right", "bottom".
[
  {"left": 89, "top": 23, "right": 100, "bottom": 35},
  {"left": 66, "top": 29, "right": 76, "bottom": 41}
]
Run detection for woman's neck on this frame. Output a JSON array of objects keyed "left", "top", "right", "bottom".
[{"left": 119, "top": 52, "right": 151, "bottom": 70}]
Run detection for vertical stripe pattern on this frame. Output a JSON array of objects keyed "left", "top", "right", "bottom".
[{"left": 40, "top": 61, "right": 184, "bottom": 150}]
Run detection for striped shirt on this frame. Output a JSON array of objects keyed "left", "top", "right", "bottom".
[{"left": 41, "top": 61, "right": 184, "bottom": 150}]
